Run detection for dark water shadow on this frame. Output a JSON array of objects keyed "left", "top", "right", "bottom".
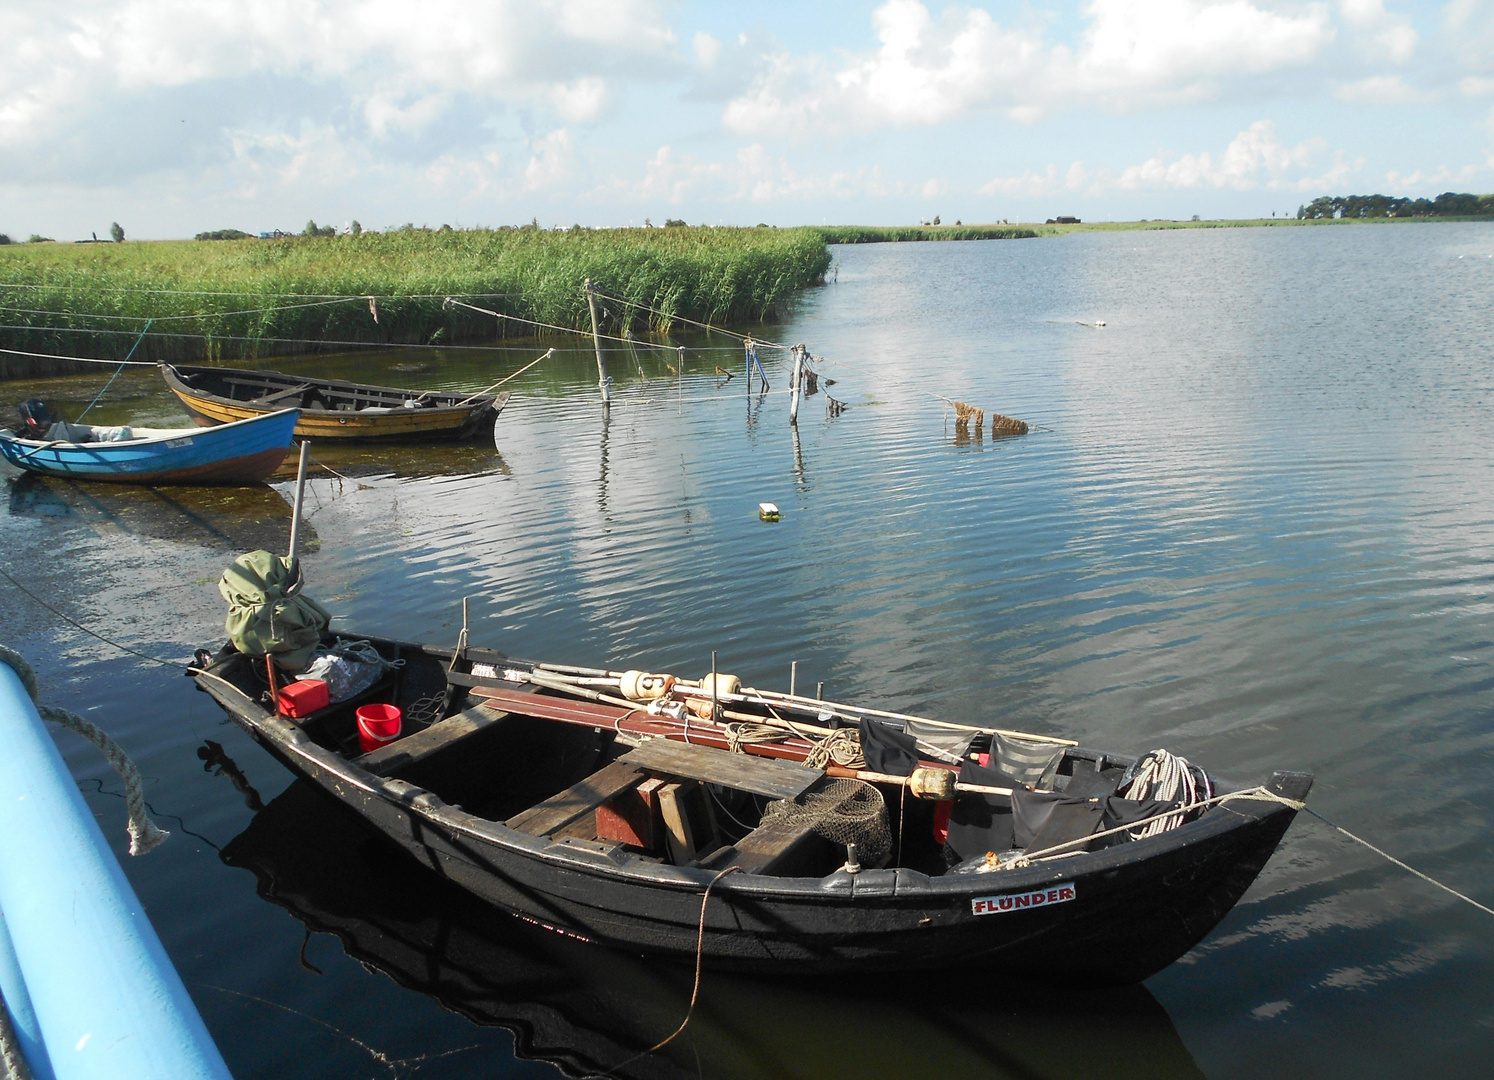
[
  {"left": 270, "top": 443, "right": 511, "bottom": 483},
  {"left": 5, "top": 473, "right": 316, "bottom": 553},
  {"left": 221, "top": 779, "right": 1206, "bottom": 1080}
]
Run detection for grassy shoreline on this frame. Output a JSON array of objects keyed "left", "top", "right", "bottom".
[{"left": 0, "top": 227, "right": 831, "bottom": 376}]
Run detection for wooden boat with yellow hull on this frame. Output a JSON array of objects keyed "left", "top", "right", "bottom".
[{"left": 160, "top": 363, "right": 507, "bottom": 442}]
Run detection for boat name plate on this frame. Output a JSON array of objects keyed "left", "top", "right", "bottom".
[
  {"left": 971, "top": 884, "right": 1076, "bottom": 916},
  {"left": 166, "top": 437, "right": 193, "bottom": 448}
]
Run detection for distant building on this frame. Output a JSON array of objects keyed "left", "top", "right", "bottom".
[{"left": 1046, "top": 216, "right": 1081, "bottom": 225}]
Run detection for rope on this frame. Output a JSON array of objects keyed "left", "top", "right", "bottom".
[
  {"left": 0, "top": 990, "right": 35, "bottom": 1080},
  {"left": 597, "top": 866, "right": 741, "bottom": 1077},
  {"left": 0, "top": 644, "right": 169, "bottom": 855},
  {"left": 1297, "top": 805, "right": 1494, "bottom": 918},
  {"left": 444, "top": 297, "right": 689, "bottom": 355},
  {"left": 589, "top": 288, "right": 792, "bottom": 350},
  {"left": 451, "top": 348, "right": 553, "bottom": 406},
  {"left": 802, "top": 726, "right": 865, "bottom": 770},
  {"left": 0, "top": 347, "right": 157, "bottom": 366},
  {"left": 0, "top": 284, "right": 525, "bottom": 299},
  {"left": 76, "top": 318, "right": 152, "bottom": 422},
  {"left": 1119, "top": 749, "right": 1200, "bottom": 839},
  {"left": 0, "top": 565, "right": 181, "bottom": 669},
  {"left": 0, "top": 328, "right": 571, "bottom": 353},
  {"left": 990, "top": 786, "right": 1494, "bottom": 918}
]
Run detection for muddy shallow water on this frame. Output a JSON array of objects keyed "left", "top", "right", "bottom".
[{"left": 3, "top": 222, "right": 1492, "bottom": 1078}]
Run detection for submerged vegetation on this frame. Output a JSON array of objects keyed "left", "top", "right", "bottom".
[{"left": 0, "top": 226, "right": 833, "bottom": 369}]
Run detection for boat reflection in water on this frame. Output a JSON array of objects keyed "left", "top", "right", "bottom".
[
  {"left": 221, "top": 778, "right": 1207, "bottom": 1080},
  {"left": 5, "top": 473, "right": 317, "bottom": 554}
]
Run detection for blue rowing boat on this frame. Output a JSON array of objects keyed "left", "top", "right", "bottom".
[{"left": 0, "top": 409, "right": 299, "bottom": 485}]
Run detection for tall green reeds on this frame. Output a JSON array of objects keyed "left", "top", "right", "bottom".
[
  {"left": 0, "top": 226, "right": 831, "bottom": 371},
  {"left": 817, "top": 225, "right": 1038, "bottom": 243}
]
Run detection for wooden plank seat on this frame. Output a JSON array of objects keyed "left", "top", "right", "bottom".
[
  {"left": 252, "top": 383, "right": 314, "bottom": 405},
  {"left": 355, "top": 704, "right": 507, "bottom": 775},
  {"left": 619, "top": 739, "right": 823, "bottom": 801},
  {"left": 699, "top": 795, "right": 840, "bottom": 876},
  {"left": 505, "top": 761, "right": 649, "bottom": 837}
]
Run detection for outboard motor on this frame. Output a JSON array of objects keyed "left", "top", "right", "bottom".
[{"left": 18, "top": 399, "right": 56, "bottom": 439}]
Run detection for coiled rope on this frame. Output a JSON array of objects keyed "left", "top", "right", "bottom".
[
  {"left": 992, "top": 786, "right": 1494, "bottom": 919},
  {"left": 1119, "top": 748, "right": 1207, "bottom": 839},
  {"left": 0, "top": 644, "right": 169, "bottom": 856}
]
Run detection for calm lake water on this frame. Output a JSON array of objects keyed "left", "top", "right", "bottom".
[{"left": 3, "top": 222, "right": 1492, "bottom": 1079}]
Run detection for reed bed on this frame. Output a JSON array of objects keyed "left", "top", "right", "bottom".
[
  {"left": 818, "top": 225, "right": 1038, "bottom": 244},
  {"left": 0, "top": 227, "right": 832, "bottom": 370}
]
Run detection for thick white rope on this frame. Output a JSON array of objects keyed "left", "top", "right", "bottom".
[
  {"left": 991, "top": 785, "right": 1494, "bottom": 919},
  {"left": 0, "top": 644, "right": 169, "bottom": 856},
  {"left": 1120, "top": 748, "right": 1199, "bottom": 839}
]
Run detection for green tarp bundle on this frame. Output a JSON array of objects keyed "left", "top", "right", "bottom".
[{"left": 219, "top": 550, "right": 331, "bottom": 671}]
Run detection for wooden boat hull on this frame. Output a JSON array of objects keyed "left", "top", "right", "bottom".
[
  {"left": 0, "top": 410, "right": 298, "bottom": 485},
  {"left": 161, "top": 363, "right": 506, "bottom": 442},
  {"left": 195, "top": 638, "right": 1313, "bottom": 981},
  {"left": 222, "top": 778, "right": 1209, "bottom": 1080}
]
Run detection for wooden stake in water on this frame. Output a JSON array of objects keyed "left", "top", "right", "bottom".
[
  {"left": 789, "top": 344, "right": 804, "bottom": 423},
  {"left": 584, "top": 278, "right": 611, "bottom": 406},
  {"left": 790, "top": 660, "right": 798, "bottom": 697},
  {"left": 287, "top": 439, "right": 311, "bottom": 565}
]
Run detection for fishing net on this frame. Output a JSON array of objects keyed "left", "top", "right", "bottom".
[{"left": 759, "top": 778, "right": 892, "bottom": 867}]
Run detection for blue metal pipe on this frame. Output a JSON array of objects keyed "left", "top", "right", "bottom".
[{"left": 0, "top": 666, "right": 233, "bottom": 1080}]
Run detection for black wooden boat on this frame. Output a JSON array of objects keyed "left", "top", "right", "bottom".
[
  {"left": 193, "top": 634, "right": 1312, "bottom": 982},
  {"left": 220, "top": 776, "right": 1208, "bottom": 1079}
]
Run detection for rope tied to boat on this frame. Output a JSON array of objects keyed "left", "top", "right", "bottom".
[
  {"left": 0, "top": 644, "right": 169, "bottom": 855},
  {"left": 596, "top": 865, "right": 742, "bottom": 1077},
  {"left": 802, "top": 726, "right": 866, "bottom": 770}
]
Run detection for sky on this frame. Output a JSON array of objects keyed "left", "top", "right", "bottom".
[{"left": 1, "top": 0, "right": 1491, "bottom": 239}]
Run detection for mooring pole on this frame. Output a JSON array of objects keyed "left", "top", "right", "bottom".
[
  {"left": 744, "top": 339, "right": 752, "bottom": 397},
  {"left": 790, "top": 660, "right": 798, "bottom": 697},
  {"left": 789, "top": 344, "right": 804, "bottom": 423},
  {"left": 584, "top": 278, "right": 611, "bottom": 407},
  {"left": 287, "top": 439, "right": 310, "bottom": 564}
]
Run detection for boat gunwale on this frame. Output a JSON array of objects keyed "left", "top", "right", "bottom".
[
  {"left": 195, "top": 654, "right": 1305, "bottom": 905},
  {"left": 0, "top": 407, "right": 300, "bottom": 452},
  {"left": 162, "top": 363, "right": 500, "bottom": 415}
]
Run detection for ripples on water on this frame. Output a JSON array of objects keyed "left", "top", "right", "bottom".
[{"left": 2, "top": 223, "right": 1491, "bottom": 1078}]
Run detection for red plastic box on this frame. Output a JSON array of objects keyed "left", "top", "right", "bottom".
[{"left": 277, "top": 678, "right": 329, "bottom": 718}]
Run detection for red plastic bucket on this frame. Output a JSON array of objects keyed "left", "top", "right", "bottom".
[{"left": 356, "top": 704, "right": 403, "bottom": 754}]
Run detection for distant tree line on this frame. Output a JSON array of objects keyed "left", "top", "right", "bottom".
[{"left": 1298, "top": 191, "right": 1494, "bottom": 219}]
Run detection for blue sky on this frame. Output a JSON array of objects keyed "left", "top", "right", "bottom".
[{"left": 1, "top": 1, "right": 1490, "bottom": 238}]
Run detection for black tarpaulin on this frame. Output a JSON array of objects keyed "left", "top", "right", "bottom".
[
  {"left": 945, "top": 760, "right": 1021, "bottom": 861},
  {"left": 858, "top": 716, "right": 919, "bottom": 776}
]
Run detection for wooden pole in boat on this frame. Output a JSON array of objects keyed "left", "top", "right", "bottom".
[
  {"left": 584, "top": 278, "right": 611, "bottom": 407},
  {"left": 287, "top": 439, "right": 311, "bottom": 565}
]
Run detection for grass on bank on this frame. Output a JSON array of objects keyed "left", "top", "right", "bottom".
[{"left": 0, "top": 226, "right": 832, "bottom": 367}]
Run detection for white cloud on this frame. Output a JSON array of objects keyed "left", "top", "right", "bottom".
[
  {"left": 979, "top": 165, "right": 1062, "bottom": 197},
  {"left": 1117, "top": 121, "right": 1311, "bottom": 190},
  {"left": 1335, "top": 74, "right": 1435, "bottom": 104},
  {"left": 525, "top": 128, "right": 573, "bottom": 191},
  {"left": 1460, "top": 76, "right": 1494, "bottom": 96},
  {"left": 1338, "top": 0, "right": 1417, "bottom": 63},
  {"left": 0, "top": 0, "right": 677, "bottom": 178},
  {"left": 723, "top": 0, "right": 1335, "bottom": 138},
  {"left": 984, "top": 121, "right": 1362, "bottom": 200},
  {"left": 1385, "top": 161, "right": 1488, "bottom": 191},
  {"left": 692, "top": 31, "right": 722, "bottom": 68}
]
